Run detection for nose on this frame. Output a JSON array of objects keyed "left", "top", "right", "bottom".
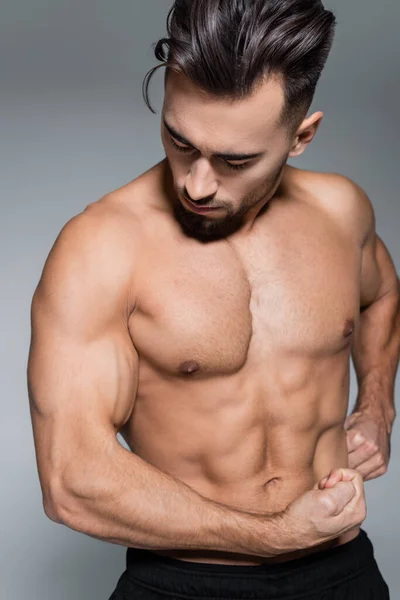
[{"left": 185, "top": 158, "right": 218, "bottom": 203}]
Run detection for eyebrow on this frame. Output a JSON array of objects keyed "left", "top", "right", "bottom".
[{"left": 163, "top": 119, "right": 265, "bottom": 161}]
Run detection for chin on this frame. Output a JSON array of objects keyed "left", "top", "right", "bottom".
[{"left": 173, "top": 201, "right": 245, "bottom": 243}]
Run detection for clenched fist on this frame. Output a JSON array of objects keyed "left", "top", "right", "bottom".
[{"left": 281, "top": 468, "right": 366, "bottom": 552}]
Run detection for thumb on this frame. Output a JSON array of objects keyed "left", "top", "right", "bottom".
[
  {"left": 321, "top": 481, "right": 357, "bottom": 516},
  {"left": 317, "top": 467, "right": 359, "bottom": 490},
  {"left": 314, "top": 476, "right": 329, "bottom": 490}
]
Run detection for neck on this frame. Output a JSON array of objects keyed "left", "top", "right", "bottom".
[{"left": 240, "top": 164, "right": 288, "bottom": 234}]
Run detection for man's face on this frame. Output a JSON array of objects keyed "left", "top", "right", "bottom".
[{"left": 161, "top": 70, "right": 294, "bottom": 242}]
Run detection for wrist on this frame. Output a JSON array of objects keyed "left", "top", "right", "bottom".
[
  {"left": 261, "top": 510, "right": 291, "bottom": 556},
  {"left": 385, "top": 408, "right": 396, "bottom": 434},
  {"left": 354, "top": 400, "right": 396, "bottom": 434},
  {"left": 237, "top": 509, "right": 290, "bottom": 558}
]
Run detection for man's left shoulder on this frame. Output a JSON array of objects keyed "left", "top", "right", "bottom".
[{"left": 303, "top": 170, "right": 374, "bottom": 247}]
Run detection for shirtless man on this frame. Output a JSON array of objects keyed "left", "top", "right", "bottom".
[{"left": 28, "top": 1, "right": 399, "bottom": 598}]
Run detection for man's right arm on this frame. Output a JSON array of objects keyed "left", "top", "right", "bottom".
[{"left": 27, "top": 202, "right": 285, "bottom": 557}]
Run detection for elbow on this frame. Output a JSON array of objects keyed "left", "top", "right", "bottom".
[
  {"left": 41, "top": 448, "right": 118, "bottom": 532},
  {"left": 42, "top": 476, "right": 84, "bottom": 528},
  {"left": 43, "top": 498, "right": 66, "bottom": 524},
  {"left": 43, "top": 465, "right": 109, "bottom": 534}
]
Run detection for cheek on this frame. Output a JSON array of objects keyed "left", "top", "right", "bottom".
[
  {"left": 230, "top": 169, "right": 266, "bottom": 197},
  {"left": 231, "top": 161, "right": 282, "bottom": 203},
  {"left": 165, "top": 159, "right": 189, "bottom": 194},
  {"left": 252, "top": 153, "right": 287, "bottom": 187},
  {"left": 231, "top": 178, "right": 254, "bottom": 199},
  {"left": 163, "top": 146, "right": 185, "bottom": 180}
]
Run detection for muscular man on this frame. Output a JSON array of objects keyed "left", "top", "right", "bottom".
[{"left": 28, "top": 1, "right": 399, "bottom": 598}]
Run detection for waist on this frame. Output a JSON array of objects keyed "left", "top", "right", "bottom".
[
  {"left": 150, "top": 528, "right": 361, "bottom": 566},
  {"left": 129, "top": 427, "right": 350, "bottom": 564},
  {"left": 125, "top": 529, "right": 373, "bottom": 599},
  {"left": 150, "top": 463, "right": 357, "bottom": 566}
]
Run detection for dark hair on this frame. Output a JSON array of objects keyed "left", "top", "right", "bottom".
[{"left": 142, "top": 0, "right": 336, "bottom": 132}]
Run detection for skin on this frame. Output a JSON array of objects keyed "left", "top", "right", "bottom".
[
  {"left": 161, "top": 71, "right": 319, "bottom": 242},
  {"left": 125, "top": 72, "right": 368, "bottom": 561},
  {"left": 28, "top": 69, "right": 396, "bottom": 566}
]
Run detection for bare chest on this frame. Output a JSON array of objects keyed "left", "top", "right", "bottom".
[{"left": 130, "top": 211, "right": 360, "bottom": 377}]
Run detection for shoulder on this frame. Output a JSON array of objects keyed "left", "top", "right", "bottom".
[
  {"left": 34, "top": 192, "right": 144, "bottom": 317},
  {"left": 291, "top": 168, "right": 374, "bottom": 247}
]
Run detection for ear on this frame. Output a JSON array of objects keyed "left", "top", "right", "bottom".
[{"left": 288, "top": 111, "right": 323, "bottom": 157}]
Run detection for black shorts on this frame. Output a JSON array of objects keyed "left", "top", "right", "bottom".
[{"left": 108, "top": 528, "right": 390, "bottom": 599}]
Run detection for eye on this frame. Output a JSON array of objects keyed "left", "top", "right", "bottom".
[
  {"left": 169, "top": 136, "right": 250, "bottom": 171},
  {"left": 223, "top": 161, "right": 248, "bottom": 171},
  {"left": 169, "top": 137, "right": 196, "bottom": 154}
]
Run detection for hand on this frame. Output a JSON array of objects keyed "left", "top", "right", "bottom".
[
  {"left": 344, "top": 408, "right": 391, "bottom": 481},
  {"left": 281, "top": 468, "right": 366, "bottom": 552}
]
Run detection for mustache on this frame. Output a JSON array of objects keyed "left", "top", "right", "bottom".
[{"left": 182, "top": 187, "right": 216, "bottom": 205}]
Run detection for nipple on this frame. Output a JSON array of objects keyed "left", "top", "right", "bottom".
[{"left": 179, "top": 360, "right": 201, "bottom": 375}]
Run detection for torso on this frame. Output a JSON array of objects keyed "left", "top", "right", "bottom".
[{"left": 111, "top": 160, "right": 363, "bottom": 564}]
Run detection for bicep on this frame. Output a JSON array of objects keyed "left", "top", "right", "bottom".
[
  {"left": 27, "top": 210, "right": 139, "bottom": 515},
  {"left": 359, "top": 208, "right": 398, "bottom": 308},
  {"left": 337, "top": 176, "right": 398, "bottom": 308}
]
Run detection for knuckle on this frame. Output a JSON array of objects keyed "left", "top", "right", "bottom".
[{"left": 319, "top": 494, "right": 336, "bottom": 513}]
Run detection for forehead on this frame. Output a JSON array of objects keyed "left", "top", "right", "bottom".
[{"left": 163, "top": 70, "right": 286, "bottom": 146}]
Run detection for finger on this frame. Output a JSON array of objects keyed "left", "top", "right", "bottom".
[
  {"left": 346, "top": 430, "right": 367, "bottom": 453},
  {"left": 365, "top": 465, "right": 387, "bottom": 481},
  {"left": 355, "top": 454, "right": 385, "bottom": 480},
  {"left": 348, "top": 445, "right": 378, "bottom": 470},
  {"left": 323, "top": 481, "right": 356, "bottom": 515},
  {"left": 348, "top": 450, "right": 370, "bottom": 470},
  {"left": 331, "top": 468, "right": 363, "bottom": 483},
  {"left": 344, "top": 471, "right": 365, "bottom": 513},
  {"left": 321, "top": 467, "right": 358, "bottom": 489},
  {"left": 343, "top": 417, "right": 355, "bottom": 431},
  {"left": 343, "top": 413, "right": 362, "bottom": 431},
  {"left": 319, "top": 476, "right": 329, "bottom": 489},
  {"left": 317, "top": 469, "right": 344, "bottom": 490},
  {"left": 322, "top": 469, "right": 344, "bottom": 488}
]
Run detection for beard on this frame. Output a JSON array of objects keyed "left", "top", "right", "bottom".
[{"left": 168, "top": 158, "right": 287, "bottom": 243}]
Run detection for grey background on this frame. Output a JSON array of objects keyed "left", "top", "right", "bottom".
[{"left": 1, "top": 1, "right": 399, "bottom": 598}]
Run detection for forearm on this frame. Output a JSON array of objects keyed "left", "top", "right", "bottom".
[
  {"left": 352, "top": 285, "right": 400, "bottom": 429},
  {"left": 52, "top": 444, "right": 285, "bottom": 558}
]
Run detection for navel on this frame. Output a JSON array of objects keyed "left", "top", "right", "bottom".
[
  {"left": 179, "top": 360, "right": 201, "bottom": 375},
  {"left": 343, "top": 319, "right": 355, "bottom": 338}
]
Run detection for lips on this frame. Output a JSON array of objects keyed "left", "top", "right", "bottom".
[{"left": 184, "top": 196, "right": 218, "bottom": 212}]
